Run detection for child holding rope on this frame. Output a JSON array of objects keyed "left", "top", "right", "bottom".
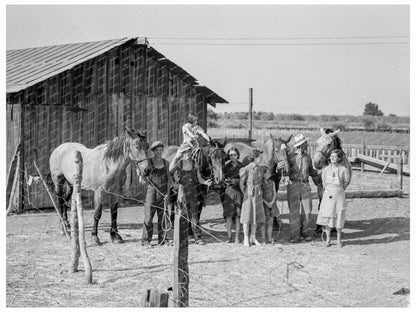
[
  {"left": 142, "top": 141, "right": 170, "bottom": 246},
  {"left": 316, "top": 149, "right": 350, "bottom": 248}
]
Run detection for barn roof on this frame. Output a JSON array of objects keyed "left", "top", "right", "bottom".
[{"left": 6, "top": 37, "right": 228, "bottom": 105}]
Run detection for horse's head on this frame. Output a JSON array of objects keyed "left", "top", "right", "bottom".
[
  {"left": 206, "top": 139, "right": 228, "bottom": 185},
  {"left": 124, "top": 127, "right": 150, "bottom": 177},
  {"left": 270, "top": 133, "right": 292, "bottom": 174},
  {"left": 313, "top": 127, "right": 341, "bottom": 169}
]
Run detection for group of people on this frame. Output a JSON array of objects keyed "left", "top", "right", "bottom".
[{"left": 141, "top": 113, "right": 351, "bottom": 248}]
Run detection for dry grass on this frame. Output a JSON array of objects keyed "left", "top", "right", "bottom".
[{"left": 6, "top": 172, "right": 410, "bottom": 307}]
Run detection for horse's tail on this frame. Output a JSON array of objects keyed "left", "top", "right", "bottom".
[
  {"left": 46, "top": 172, "right": 73, "bottom": 204},
  {"left": 45, "top": 172, "right": 55, "bottom": 193}
]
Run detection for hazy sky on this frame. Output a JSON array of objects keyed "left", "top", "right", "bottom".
[{"left": 6, "top": 4, "right": 410, "bottom": 116}]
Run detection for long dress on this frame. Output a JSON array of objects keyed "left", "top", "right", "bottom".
[
  {"left": 240, "top": 163, "right": 265, "bottom": 225},
  {"left": 316, "top": 164, "right": 350, "bottom": 229}
]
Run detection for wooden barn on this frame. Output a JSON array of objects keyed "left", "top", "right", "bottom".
[{"left": 6, "top": 37, "right": 228, "bottom": 212}]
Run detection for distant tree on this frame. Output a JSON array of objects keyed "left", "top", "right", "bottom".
[
  {"left": 260, "top": 112, "right": 274, "bottom": 121},
  {"left": 388, "top": 113, "right": 397, "bottom": 117},
  {"left": 363, "top": 102, "right": 384, "bottom": 116}
]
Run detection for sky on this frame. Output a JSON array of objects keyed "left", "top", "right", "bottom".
[{"left": 5, "top": 3, "right": 411, "bottom": 116}]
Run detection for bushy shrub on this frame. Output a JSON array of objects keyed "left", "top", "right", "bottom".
[
  {"left": 375, "top": 122, "right": 392, "bottom": 132},
  {"left": 363, "top": 117, "right": 376, "bottom": 130},
  {"left": 207, "top": 120, "right": 219, "bottom": 128}
]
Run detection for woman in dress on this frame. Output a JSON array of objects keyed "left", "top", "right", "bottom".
[{"left": 316, "top": 149, "right": 351, "bottom": 247}]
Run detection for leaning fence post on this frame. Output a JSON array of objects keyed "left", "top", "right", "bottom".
[
  {"left": 72, "top": 151, "right": 93, "bottom": 284},
  {"left": 173, "top": 185, "right": 189, "bottom": 307},
  {"left": 33, "top": 161, "right": 70, "bottom": 239},
  {"left": 69, "top": 182, "right": 80, "bottom": 274}
]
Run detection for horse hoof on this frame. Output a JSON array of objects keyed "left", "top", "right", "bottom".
[
  {"left": 91, "top": 235, "right": 101, "bottom": 246},
  {"left": 111, "top": 232, "right": 124, "bottom": 244}
]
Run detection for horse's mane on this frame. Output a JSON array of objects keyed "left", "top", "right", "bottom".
[
  {"left": 325, "top": 128, "right": 343, "bottom": 151},
  {"left": 103, "top": 134, "right": 129, "bottom": 162}
]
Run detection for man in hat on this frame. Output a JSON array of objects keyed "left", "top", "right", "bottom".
[
  {"left": 142, "top": 141, "right": 170, "bottom": 246},
  {"left": 286, "top": 134, "right": 319, "bottom": 243}
]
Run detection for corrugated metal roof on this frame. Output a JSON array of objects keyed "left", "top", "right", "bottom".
[
  {"left": 6, "top": 37, "right": 135, "bottom": 93},
  {"left": 6, "top": 37, "right": 228, "bottom": 105}
]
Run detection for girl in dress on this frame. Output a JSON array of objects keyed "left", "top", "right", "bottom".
[
  {"left": 239, "top": 149, "right": 266, "bottom": 247},
  {"left": 222, "top": 147, "right": 244, "bottom": 243},
  {"left": 316, "top": 149, "right": 351, "bottom": 247}
]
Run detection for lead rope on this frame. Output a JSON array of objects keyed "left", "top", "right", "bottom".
[{"left": 142, "top": 169, "right": 173, "bottom": 245}]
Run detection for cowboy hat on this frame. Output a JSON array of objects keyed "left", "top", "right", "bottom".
[
  {"left": 293, "top": 134, "right": 309, "bottom": 147},
  {"left": 150, "top": 140, "right": 164, "bottom": 151}
]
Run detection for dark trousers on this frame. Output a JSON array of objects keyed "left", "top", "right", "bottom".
[
  {"left": 187, "top": 202, "right": 202, "bottom": 239},
  {"left": 142, "top": 189, "right": 165, "bottom": 244},
  {"left": 287, "top": 183, "right": 312, "bottom": 240}
]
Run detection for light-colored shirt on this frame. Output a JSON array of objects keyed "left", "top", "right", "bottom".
[
  {"left": 182, "top": 123, "right": 210, "bottom": 144},
  {"left": 322, "top": 163, "right": 351, "bottom": 189}
]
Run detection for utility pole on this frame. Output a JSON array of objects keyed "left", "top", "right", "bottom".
[{"left": 249, "top": 88, "right": 253, "bottom": 144}]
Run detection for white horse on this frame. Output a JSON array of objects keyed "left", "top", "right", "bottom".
[{"left": 49, "top": 127, "right": 149, "bottom": 245}]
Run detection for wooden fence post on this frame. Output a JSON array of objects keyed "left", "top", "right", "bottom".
[
  {"left": 361, "top": 139, "right": 365, "bottom": 173},
  {"left": 141, "top": 288, "right": 169, "bottom": 307},
  {"left": 173, "top": 185, "right": 189, "bottom": 307},
  {"left": 397, "top": 153, "right": 403, "bottom": 191},
  {"left": 69, "top": 151, "right": 93, "bottom": 284},
  {"left": 69, "top": 184, "right": 80, "bottom": 273}
]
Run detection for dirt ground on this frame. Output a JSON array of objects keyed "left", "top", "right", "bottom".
[{"left": 6, "top": 171, "right": 410, "bottom": 307}]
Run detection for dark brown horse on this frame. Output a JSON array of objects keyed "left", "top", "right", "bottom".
[{"left": 49, "top": 128, "right": 149, "bottom": 245}]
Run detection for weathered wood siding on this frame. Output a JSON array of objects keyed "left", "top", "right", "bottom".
[{"left": 6, "top": 41, "right": 210, "bottom": 210}]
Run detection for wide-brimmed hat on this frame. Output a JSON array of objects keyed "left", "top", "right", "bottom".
[
  {"left": 150, "top": 140, "right": 164, "bottom": 151},
  {"left": 293, "top": 134, "right": 309, "bottom": 147}
]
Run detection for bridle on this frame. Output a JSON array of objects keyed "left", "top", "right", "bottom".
[
  {"left": 126, "top": 138, "right": 149, "bottom": 173},
  {"left": 196, "top": 145, "right": 225, "bottom": 187}
]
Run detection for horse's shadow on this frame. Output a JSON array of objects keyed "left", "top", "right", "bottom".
[{"left": 85, "top": 214, "right": 409, "bottom": 247}]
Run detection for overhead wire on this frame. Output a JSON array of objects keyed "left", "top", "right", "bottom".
[
  {"left": 149, "top": 35, "right": 409, "bottom": 40},
  {"left": 150, "top": 41, "right": 408, "bottom": 46}
]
